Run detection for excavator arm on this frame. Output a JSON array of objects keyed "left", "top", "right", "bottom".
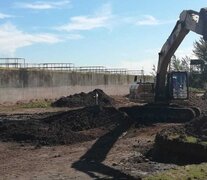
[
  {"left": 125, "top": 8, "right": 206, "bottom": 122},
  {"left": 155, "top": 8, "right": 207, "bottom": 102}
]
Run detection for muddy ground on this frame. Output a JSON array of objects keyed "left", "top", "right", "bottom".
[{"left": 0, "top": 91, "right": 207, "bottom": 179}]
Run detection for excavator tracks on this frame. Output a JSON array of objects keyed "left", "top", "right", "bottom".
[{"left": 119, "top": 104, "right": 200, "bottom": 123}]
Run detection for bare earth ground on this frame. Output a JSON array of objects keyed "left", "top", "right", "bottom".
[
  {"left": 0, "top": 96, "right": 178, "bottom": 180},
  {"left": 0, "top": 124, "right": 176, "bottom": 180}
]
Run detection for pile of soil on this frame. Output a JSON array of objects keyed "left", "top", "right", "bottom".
[
  {"left": 52, "top": 89, "right": 115, "bottom": 108},
  {"left": 0, "top": 119, "right": 91, "bottom": 145},
  {"left": 43, "top": 106, "right": 124, "bottom": 132},
  {"left": 185, "top": 115, "right": 207, "bottom": 140},
  {"left": 0, "top": 106, "right": 127, "bottom": 145},
  {"left": 149, "top": 115, "right": 207, "bottom": 164}
]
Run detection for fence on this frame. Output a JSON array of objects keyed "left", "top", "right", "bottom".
[{"left": 0, "top": 58, "right": 144, "bottom": 76}]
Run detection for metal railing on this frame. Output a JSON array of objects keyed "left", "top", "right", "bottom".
[
  {"left": 0, "top": 58, "right": 25, "bottom": 68},
  {"left": 25, "top": 63, "right": 75, "bottom": 70},
  {"left": 0, "top": 58, "right": 144, "bottom": 75}
]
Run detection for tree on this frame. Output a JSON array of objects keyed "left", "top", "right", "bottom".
[
  {"left": 150, "top": 64, "right": 157, "bottom": 82},
  {"left": 150, "top": 55, "right": 190, "bottom": 79},
  {"left": 189, "top": 37, "right": 207, "bottom": 88},
  {"left": 193, "top": 37, "right": 207, "bottom": 63},
  {"left": 150, "top": 64, "right": 157, "bottom": 77},
  {"left": 169, "top": 55, "right": 190, "bottom": 71},
  {"left": 192, "top": 37, "right": 207, "bottom": 86}
]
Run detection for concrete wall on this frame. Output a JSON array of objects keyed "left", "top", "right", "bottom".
[{"left": 0, "top": 69, "right": 153, "bottom": 103}]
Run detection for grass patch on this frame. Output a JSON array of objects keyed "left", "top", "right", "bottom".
[
  {"left": 19, "top": 100, "right": 52, "bottom": 108},
  {"left": 168, "top": 134, "right": 207, "bottom": 146},
  {"left": 184, "top": 136, "right": 198, "bottom": 143},
  {"left": 169, "top": 134, "right": 207, "bottom": 146},
  {"left": 144, "top": 163, "right": 207, "bottom": 180}
]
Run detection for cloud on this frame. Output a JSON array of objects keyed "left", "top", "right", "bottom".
[
  {"left": 65, "top": 34, "right": 84, "bottom": 40},
  {"left": 0, "top": 12, "right": 14, "bottom": 19},
  {"left": 136, "top": 15, "right": 160, "bottom": 26},
  {"left": 57, "top": 3, "right": 113, "bottom": 31},
  {"left": 0, "top": 23, "right": 61, "bottom": 56},
  {"left": 58, "top": 16, "right": 110, "bottom": 31},
  {"left": 15, "top": 1, "right": 71, "bottom": 10},
  {"left": 126, "top": 15, "right": 174, "bottom": 26}
]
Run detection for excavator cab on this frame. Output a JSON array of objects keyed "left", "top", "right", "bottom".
[{"left": 167, "top": 71, "right": 189, "bottom": 100}]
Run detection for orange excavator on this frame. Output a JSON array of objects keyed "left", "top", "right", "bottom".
[{"left": 124, "top": 8, "right": 207, "bottom": 122}]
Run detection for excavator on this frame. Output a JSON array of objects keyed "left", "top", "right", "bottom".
[{"left": 123, "top": 8, "right": 207, "bottom": 122}]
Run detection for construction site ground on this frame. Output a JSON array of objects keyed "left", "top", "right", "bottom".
[
  {"left": 0, "top": 123, "right": 175, "bottom": 180},
  {"left": 0, "top": 91, "right": 207, "bottom": 179}
]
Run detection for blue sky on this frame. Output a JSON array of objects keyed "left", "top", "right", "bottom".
[{"left": 0, "top": 0, "right": 206, "bottom": 73}]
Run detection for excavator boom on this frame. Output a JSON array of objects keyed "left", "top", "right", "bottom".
[
  {"left": 126, "top": 8, "right": 207, "bottom": 122},
  {"left": 155, "top": 8, "right": 207, "bottom": 101}
]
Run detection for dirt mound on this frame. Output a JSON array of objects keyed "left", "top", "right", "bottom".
[
  {"left": 185, "top": 115, "right": 207, "bottom": 140},
  {"left": 43, "top": 106, "right": 124, "bottom": 132},
  {"left": 149, "top": 93, "right": 207, "bottom": 164},
  {"left": 0, "top": 120, "right": 92, "bottom": 145},
  {"left": 52, "top": 89, "right": 115, "bottom": 108},
  {"left": 148, "top": 116, "right": 207, "bottom": 164},
  {"left": 0, "top": 106, "right": 127, "bottom": 145},
  {"left": 148, "top": 126, "right": 206, "bottom": 164}
]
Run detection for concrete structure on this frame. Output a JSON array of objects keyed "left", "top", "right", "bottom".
[{"left": 0, "top": 69, "right": 152, "bottom": 103}]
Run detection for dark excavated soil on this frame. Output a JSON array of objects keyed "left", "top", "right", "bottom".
[
  {"left": 145, "top": 92, "right": 207, "bottom": 165},
  {"left": 1, "top": 90, "right": 206, "bottom": 165},
  {"left": 0, "top": 106, "right": 128, "bottom": 145},
  {"left": 1, "top": 90, "right": 207, "bottom": 179},
  {"left": 185, "top": 115, "right": 207, "bottom": 140},
  {"left": 0, "top": 89, "right": 128, "bottom": 146},
  {"left": 148, "top": 115, "right": 207, "bottom": 164},
  {"left": 148, "top": 121, "right": 207, "bottom": 164},
  {"left": 52, "top": 89, "right": 115, "bottom": 108}
]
